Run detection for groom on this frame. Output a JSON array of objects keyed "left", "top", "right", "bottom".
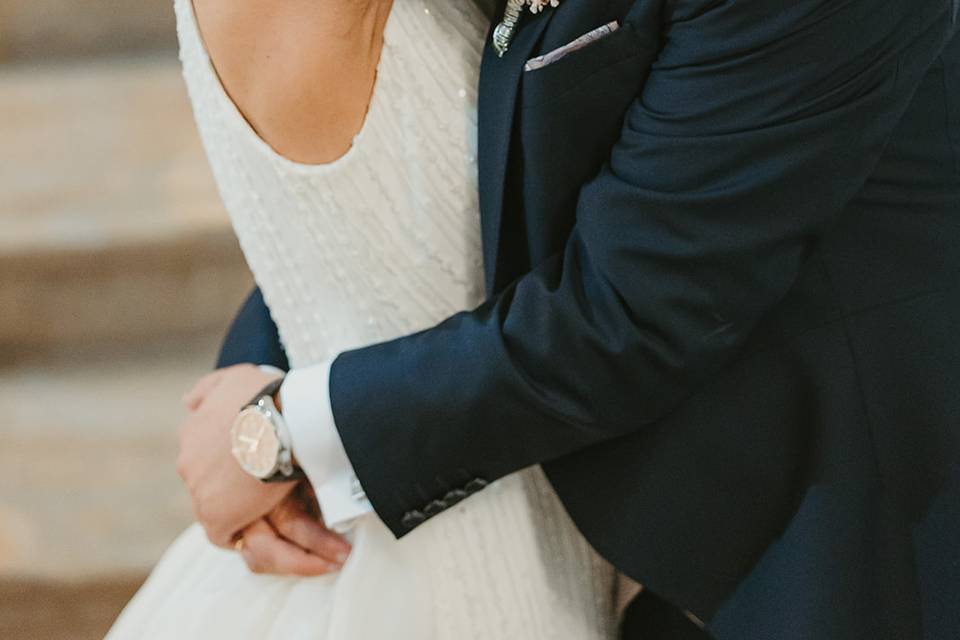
[{"left": 177, "top": 0, "right": 960, "bottom": 638}]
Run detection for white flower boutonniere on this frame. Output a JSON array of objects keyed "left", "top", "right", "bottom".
[{"left": 492, "top": 0, "right": 561, "bottom": 57}]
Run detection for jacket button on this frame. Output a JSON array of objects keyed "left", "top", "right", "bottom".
[
  {"left": 401, "top": 510, "right": 426, "bottom": 529},
  {"left": 443, "top": 489, "right": 468, "bottom": 505},
  {"left": 424, "top": 500, "right": 446, "bottom": 516},
  {"left": 464, "top": 478, "right": 489, "bottom": 494}
]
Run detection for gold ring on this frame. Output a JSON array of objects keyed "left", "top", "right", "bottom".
[{"left": 234, "top": 536, "right": 245, "bottom": 552}]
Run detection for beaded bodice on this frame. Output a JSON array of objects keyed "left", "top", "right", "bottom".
[
  {"left": 176, "top": 0, "right": 487, "bottom": 368},
  {"left": 174, "top": 1, "right": 619, "bottom": 637}
]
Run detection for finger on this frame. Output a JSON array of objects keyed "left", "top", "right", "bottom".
[
  {"left": 295, "top": 482, "right": 322, "bottom": 520},
  {"left": 181, "top": 370, "right": 224, "bottom": 410},
  {"left": 181, "top": 369, "right": 228, "bottom": 410},
  {"left": 240, "top": 519, "right": 340, "bottom": 577},
  {"left": 268, "top": 503, "right": 351, "bottom": 565}
]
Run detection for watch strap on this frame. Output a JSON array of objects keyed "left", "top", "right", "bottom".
[{"left": 245, "top": 376, "right": 285, "bottom": 410}]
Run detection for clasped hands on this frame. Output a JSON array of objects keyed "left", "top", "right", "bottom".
[{"left": 176, "top": 364, "right": 351, "bottom": 576}]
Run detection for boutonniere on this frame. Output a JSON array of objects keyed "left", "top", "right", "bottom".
[{"left": 492, "top": 0, "right": 561, "bottom": 57}]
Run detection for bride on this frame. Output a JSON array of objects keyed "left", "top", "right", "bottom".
[{"left": 106, "top": 0, "right": 618, "bottom": 637}]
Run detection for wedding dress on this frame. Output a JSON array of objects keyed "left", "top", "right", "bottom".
[{"left": 105, "top": 0, "right": 617, "bottom": 637}]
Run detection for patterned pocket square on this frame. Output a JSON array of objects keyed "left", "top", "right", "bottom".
[{"left": 524, "top": 21, "right": 620, "bottom": 72}]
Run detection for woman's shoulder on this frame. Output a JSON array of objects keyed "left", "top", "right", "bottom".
[{"left": 187, "top": 0, "right": 392, "bottom": 165}]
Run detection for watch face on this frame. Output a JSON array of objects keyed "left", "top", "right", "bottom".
[{"left": 230, "top": 406, "right": 281, "bottom": 478}]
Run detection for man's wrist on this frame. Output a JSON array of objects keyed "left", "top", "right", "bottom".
[
  {"left": 272, "top": 385, "right": 284, "bottom": 413},
  {"left": 234, "top": 371, "right": 304, "bottom": 481},
  {"left": 267, "top": 378, "right": 300, "bottom": 471},
  {"left": 256, "top": 365, "right": 287, "bottom": 411}
]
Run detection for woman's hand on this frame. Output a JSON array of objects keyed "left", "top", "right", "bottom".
[
  {"left": 177, "top": 364, "right": 294, "bottom": 548},
  {"left": 179, "top": 365, "right": 352, "bottom": 575},
  {"left": 181, "top": 368, "right": 230, "bottom": 412},
  {"left": 237, "top": 484, "right": 352, "bottom": 576}
]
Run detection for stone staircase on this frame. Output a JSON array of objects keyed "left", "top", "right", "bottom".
[
  {"left": 0, "top": 0, "right": 176, "bottom": 62},
  {"left": 0, "top": 341, "right": 215, "bottom": 639},
  {"left": 0, "top": 56, "right": 253, "bottom": 358},
  {"left": 0, "top": 5, "right": 254, "bottom": 637}
]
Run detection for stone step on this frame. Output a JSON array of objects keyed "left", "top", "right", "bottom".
[
  {"left": 0, "top": 575, "right": 146, "bottom": 640},
  {"left": 0, "top": 337, "right": 224, "bottom": 636},
  {"left": 0, "top": 338, "right": 220, "bottom": 583},
  {"left": 0, "top": 55, "right": 253, "bottom": 357},
  {"left": 0, "top": 0, "right": 176, "bottom": 62}
]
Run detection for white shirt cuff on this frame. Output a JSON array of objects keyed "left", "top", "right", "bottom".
[{"left": 278, "top": 361, "right": 373, "bottom": 532}]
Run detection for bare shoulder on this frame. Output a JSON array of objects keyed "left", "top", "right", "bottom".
[{"left": 191, "top": 0, "right": 392, "bottom": 164}]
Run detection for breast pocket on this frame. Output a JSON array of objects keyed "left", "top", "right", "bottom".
[
  {"left": 520, "top": 20, "right": 648, "bottom": 111},
  {"left": 516, "top": 20, "right": 654, "bottom": 260}
]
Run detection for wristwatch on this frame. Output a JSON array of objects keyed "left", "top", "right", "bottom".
[{"left": 229, "top": 377, "right": 306, "bottom": 483}]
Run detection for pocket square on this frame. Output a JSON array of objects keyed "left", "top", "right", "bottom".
[{"left": 524, "top": 21, "right": 620, "bottom": 72}]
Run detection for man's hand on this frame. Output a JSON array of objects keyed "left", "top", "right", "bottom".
[
  {"left": 176, "top": 363, "right": 294, "bottom": 548},
  {"left": 238, "top": 484, "right": 352, "bottom": 576}
]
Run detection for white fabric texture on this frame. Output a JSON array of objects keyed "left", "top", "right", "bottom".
[{"left": 106, "top": 0, "right": 618, "bottom": 637}]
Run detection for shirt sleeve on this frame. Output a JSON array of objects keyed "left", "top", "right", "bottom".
[{"left": 275, "top": 361, "right": 374, "bottom": 532}]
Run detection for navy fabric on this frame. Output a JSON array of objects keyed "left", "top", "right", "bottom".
[
  {"left": 216, "top": 287, "right": 288, "bottom": 371},
  {"left": 218, "top": 1, "right": 960, "bottom": 637}
]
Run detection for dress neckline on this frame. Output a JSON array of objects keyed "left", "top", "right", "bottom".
[{"left": 181, "top": 0, "right": 397, "bottom": 174}]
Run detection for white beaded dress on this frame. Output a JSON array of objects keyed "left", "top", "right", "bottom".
[{"left": 106, "top": 0, "right": 617, "bottom": 637}]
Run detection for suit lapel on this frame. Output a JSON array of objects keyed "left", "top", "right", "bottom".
[{"left": 478, "top": 2, "right": 556, "bottom": 295}]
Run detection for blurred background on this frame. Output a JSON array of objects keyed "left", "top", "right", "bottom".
[{"left": 0, "top": 1, "right": 254, "bottom": 637}]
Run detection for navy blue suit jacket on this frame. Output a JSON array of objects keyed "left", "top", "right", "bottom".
[{"left": 220, "top": 1, "right": 960, "bottom": 637}]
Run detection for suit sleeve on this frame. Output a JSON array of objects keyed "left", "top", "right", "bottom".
[
  {"left": 217, "top": 287, "right": 290, "bottom": 371},
  {"left": 326, "top": 0, "right": 956, "bottom": 537}
]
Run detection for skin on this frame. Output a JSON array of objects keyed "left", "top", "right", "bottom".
[
  {"left": 191, "top": 0, "right": 394, "bottom": 164},
  {"left": 179, "top": 364, "right": 351, "bottom": 576},
  {"left": 177, "top": 0, "right": 395, "bottom": 575}
]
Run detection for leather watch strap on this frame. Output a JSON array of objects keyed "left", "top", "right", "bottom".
[{"left": 246, "top": 376, "right": 285, "bottom": 409}]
